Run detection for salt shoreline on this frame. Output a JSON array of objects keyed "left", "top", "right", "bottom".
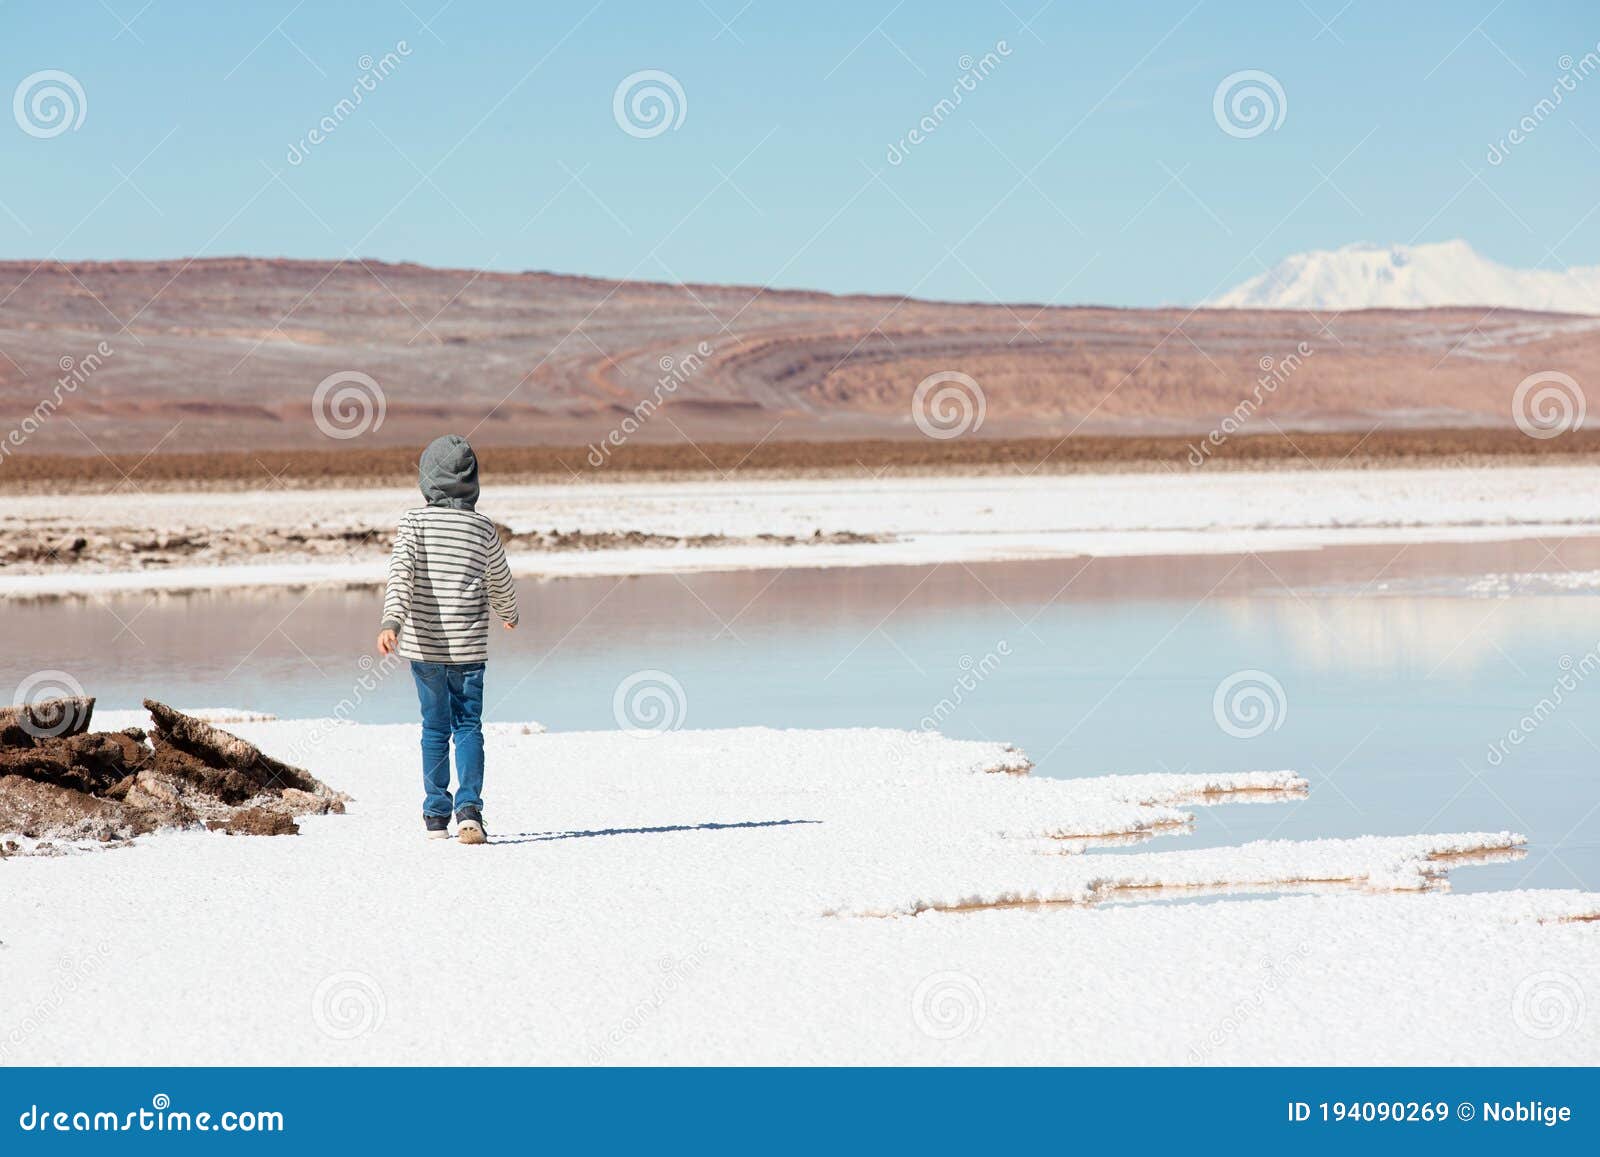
[
  {"left": 2, "top": 718, "right": 1595, "bottom": 1064},
  {"left": 4, "top": 465, "right": 1599, "bottom": 599}
]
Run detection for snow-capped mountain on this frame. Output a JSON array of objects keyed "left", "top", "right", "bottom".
[{"left": 1206, "top": 240, "right": 1600, "bottom": 314}]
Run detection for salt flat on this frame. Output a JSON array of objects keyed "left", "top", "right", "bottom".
[
  {"left": 4, "top": 465, "right": 1599, "bottom": 598},
  {"left": 2, "top": 719, "right": 1594, "bottom": 1065}
]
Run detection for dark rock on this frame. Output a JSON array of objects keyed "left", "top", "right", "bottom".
[
  {"left": 0, "top": 696, "right": 96, "bottom": 744},
  {"left": 1, "top": 697, "right": 346, "bottom": 854},
  {"left": 209, "top": 807, "right": 299, "bottom": 836}
]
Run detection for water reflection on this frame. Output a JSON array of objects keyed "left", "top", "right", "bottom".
[{"left": 6, "top": 537, "right": 1599, "bottom": 896}]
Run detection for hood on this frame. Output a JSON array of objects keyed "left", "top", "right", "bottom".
[{"left": 417, "top": 434, "right": 479, "bottom": 510}]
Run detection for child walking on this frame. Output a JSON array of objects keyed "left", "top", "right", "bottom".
[{"left": 376, "top": 434, "right": 519, "bottom": 844}]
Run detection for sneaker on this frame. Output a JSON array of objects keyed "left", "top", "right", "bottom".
[
  {"left": 456, "top": 805, "right": 487, "bottom": 846},
  {"left": 424, "top": 813, "right": 452, "bottom": 840}
]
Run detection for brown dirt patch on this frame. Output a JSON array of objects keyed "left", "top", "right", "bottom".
[
  {"left": 0, "top": 696, "right": 346, "bottom": 853},
  {"left": 5, "top": 428, "right": 1600, "bottom": 495},
  {"left": 0, "top": 522, "right": 887, "bottom": 576},
  {"left": 210, "top": 807, "right": 300, "bottom": 837}
]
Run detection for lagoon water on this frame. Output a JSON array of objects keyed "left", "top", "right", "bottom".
[{"left": 11, "top": 537, "right": 1600, "bottom": 894}]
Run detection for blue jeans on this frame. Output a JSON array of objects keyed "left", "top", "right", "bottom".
[{"left": 410, "top": 661, "right": 486, "bottom": 817}]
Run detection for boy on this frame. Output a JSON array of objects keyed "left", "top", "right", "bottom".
[{"left": 376, "top": 434, "right": 519, "bottom": 844}]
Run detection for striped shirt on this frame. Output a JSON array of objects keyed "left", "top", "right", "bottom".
[{"left": 380, "top": 506, "right": 519, "bottom": 664}]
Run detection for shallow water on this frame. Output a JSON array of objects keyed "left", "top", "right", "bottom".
[{"left": 9, "top": 536, "right": 1600, "bottom": 894}]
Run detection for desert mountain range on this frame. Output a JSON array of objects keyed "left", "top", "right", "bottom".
[{"left": 2, "top": 257, "right": 1597, "bottom": 455}]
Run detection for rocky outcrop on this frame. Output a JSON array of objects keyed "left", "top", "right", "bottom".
[
  {"left": 0, "top": 697, "right": 345, "bottom": 852},
  {"left": 143, "top": 698, "right": 326, "bottom": 798},
  {"left": 0, "top": 696, "right": 95, "bottom": 744}
]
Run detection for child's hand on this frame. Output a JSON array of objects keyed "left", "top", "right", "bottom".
[
  {"left": 376, "top": 628, "right": 397, "bottom": 655},
  {"left": 503, "top": 620, "right": 517, "bottom": 631}
]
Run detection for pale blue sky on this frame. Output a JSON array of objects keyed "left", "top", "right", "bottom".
[{"left": 3, "top": 0, "right": 1597, "bottom": 305}]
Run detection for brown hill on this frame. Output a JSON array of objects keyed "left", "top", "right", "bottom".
[{"left": 1, "top": 257, "right": 1596, "bottom": 457}]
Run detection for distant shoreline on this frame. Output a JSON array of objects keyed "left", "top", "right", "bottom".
[
  {"left": 4, "top": 463, "right": 1598, "bottom": 600},
  {"left": 4, "top": 428, "right": 1599, "bottom": 495}
]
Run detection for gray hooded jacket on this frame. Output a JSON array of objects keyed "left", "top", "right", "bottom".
[{"left": 380, "top": 435, "right": 518, "bottom": 663}]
